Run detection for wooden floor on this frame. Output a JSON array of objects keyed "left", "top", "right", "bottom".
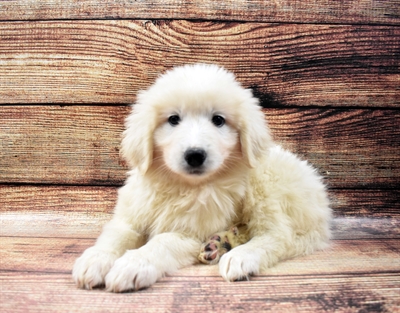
[{"left": 2, "top": 212, "right": 400, "bottom": 312}]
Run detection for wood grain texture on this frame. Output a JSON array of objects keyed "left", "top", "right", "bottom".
[
  {"left": 2, "top": 189, "right": 399, "bottom": 312},
  {"left": 1, "top": 272, "right": 398, "bottom": 313},
  {"left": 0, "top": 0, "right": 399, "bottom": 25},
  {"left": 1, "top": 186, "right": 399, "bottom": 239},
  {"left": 0, "top": 185, "right": 116, "bottom": 238},
  {"left": 0, "top": 21, "right": 399, "bottom": 107},
  {"left": 3, "top": 236, "right": 400, "bottom": 275},
  {"left": 331, "top": 190, "right": 400, "bottom": 217},
  {"left": 0, "top": 106, "right": 127, "bottom": 185},
  {"left": 1, "top": 106, "right": 399, "bottom": 188}
]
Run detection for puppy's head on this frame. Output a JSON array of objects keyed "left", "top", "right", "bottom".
[{"left": 121, "top": 64, "right": 272, "bottom": 183}]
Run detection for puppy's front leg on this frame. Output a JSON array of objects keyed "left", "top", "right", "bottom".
[
  {"left": 105, "top": 233, "right": 201, "bottom": 292},
  {"left": 72, "top": 217, "right": 144, "bottom": 289}
]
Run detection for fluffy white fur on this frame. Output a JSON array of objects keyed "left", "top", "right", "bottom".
[{"left": 72, "top": 64, "right": 331, "bottom": 292}]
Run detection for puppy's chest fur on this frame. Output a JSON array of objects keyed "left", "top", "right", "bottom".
[{"left": 147, "top": 179, "right": 247, "bottom": 241}]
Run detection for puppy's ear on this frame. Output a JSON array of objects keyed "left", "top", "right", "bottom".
[
  {"left": 120, "top": 96, "right": 157, "bottom": 175},
  {"left": 239, "top": 90, "right": 272, "bottom": 168}
]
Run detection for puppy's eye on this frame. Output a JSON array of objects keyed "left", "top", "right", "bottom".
[
  {"left": 168, "top": 115, "right": 181, "bottom": 126},
  {"left": 212, "top": 115, "right": 225, "bottom": 127}
]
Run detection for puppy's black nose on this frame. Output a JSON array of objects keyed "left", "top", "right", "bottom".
[{"left": 184, "top": 149, "right": 207, "bottom": 168}]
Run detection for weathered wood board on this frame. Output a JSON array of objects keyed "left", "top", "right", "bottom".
[
  {"left": 1, "top": 187, "right": 399, "bottom": 230},
  {"left": 2, "top": 184, "right": 400, "bottom": 242},
  {"left": 2, "top": 236, "right": 400, "bottom": 276},
  {"left": 2, "top": 189, "right": 399, "bottom": 312},
  {"left": 1, "top": 213, "right": 399, "bottom": 312},
  {"left": 0, "top": 21, "right": 398, "bottom": 107},
  {"left": 2, "top": 271, "right": 398, "bottom": 313},
  {"left": 0, "top": 0, "right": 399, "bottom": 25},
  {"left": 1, "top": 106, "right": 399, "bottom": 189}
]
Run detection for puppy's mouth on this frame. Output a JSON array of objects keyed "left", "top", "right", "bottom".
[{"left": 185, "top": 168, "right": 206, "bottom": 176}]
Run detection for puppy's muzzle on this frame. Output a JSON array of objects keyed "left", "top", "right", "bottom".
[{"left": 184, "top": 148, "right": 207, "bottom": 169}]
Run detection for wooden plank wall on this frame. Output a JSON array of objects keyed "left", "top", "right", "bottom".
[{"left": 0, "top": 1, "right": 399, "bottom": 312}]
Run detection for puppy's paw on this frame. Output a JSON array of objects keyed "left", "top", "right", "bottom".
[
  {"left": 219, "top": 246, "right": 261, "bottom": 282},
  {"left": 105, "top": 250, "right": 159, "bottom": 293},
  {"left": 198, "top": 225, "right": 249, "bottom": 265},
  {"left": 72, "top": 247, "right": 118, "bottom": 289},
  {"left": 198, "top": 234, "right": 228, "bottom": 265}
]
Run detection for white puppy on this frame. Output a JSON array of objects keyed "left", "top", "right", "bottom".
[{"left": 73, "top": 64, "right": 331, "bottom": 292}]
